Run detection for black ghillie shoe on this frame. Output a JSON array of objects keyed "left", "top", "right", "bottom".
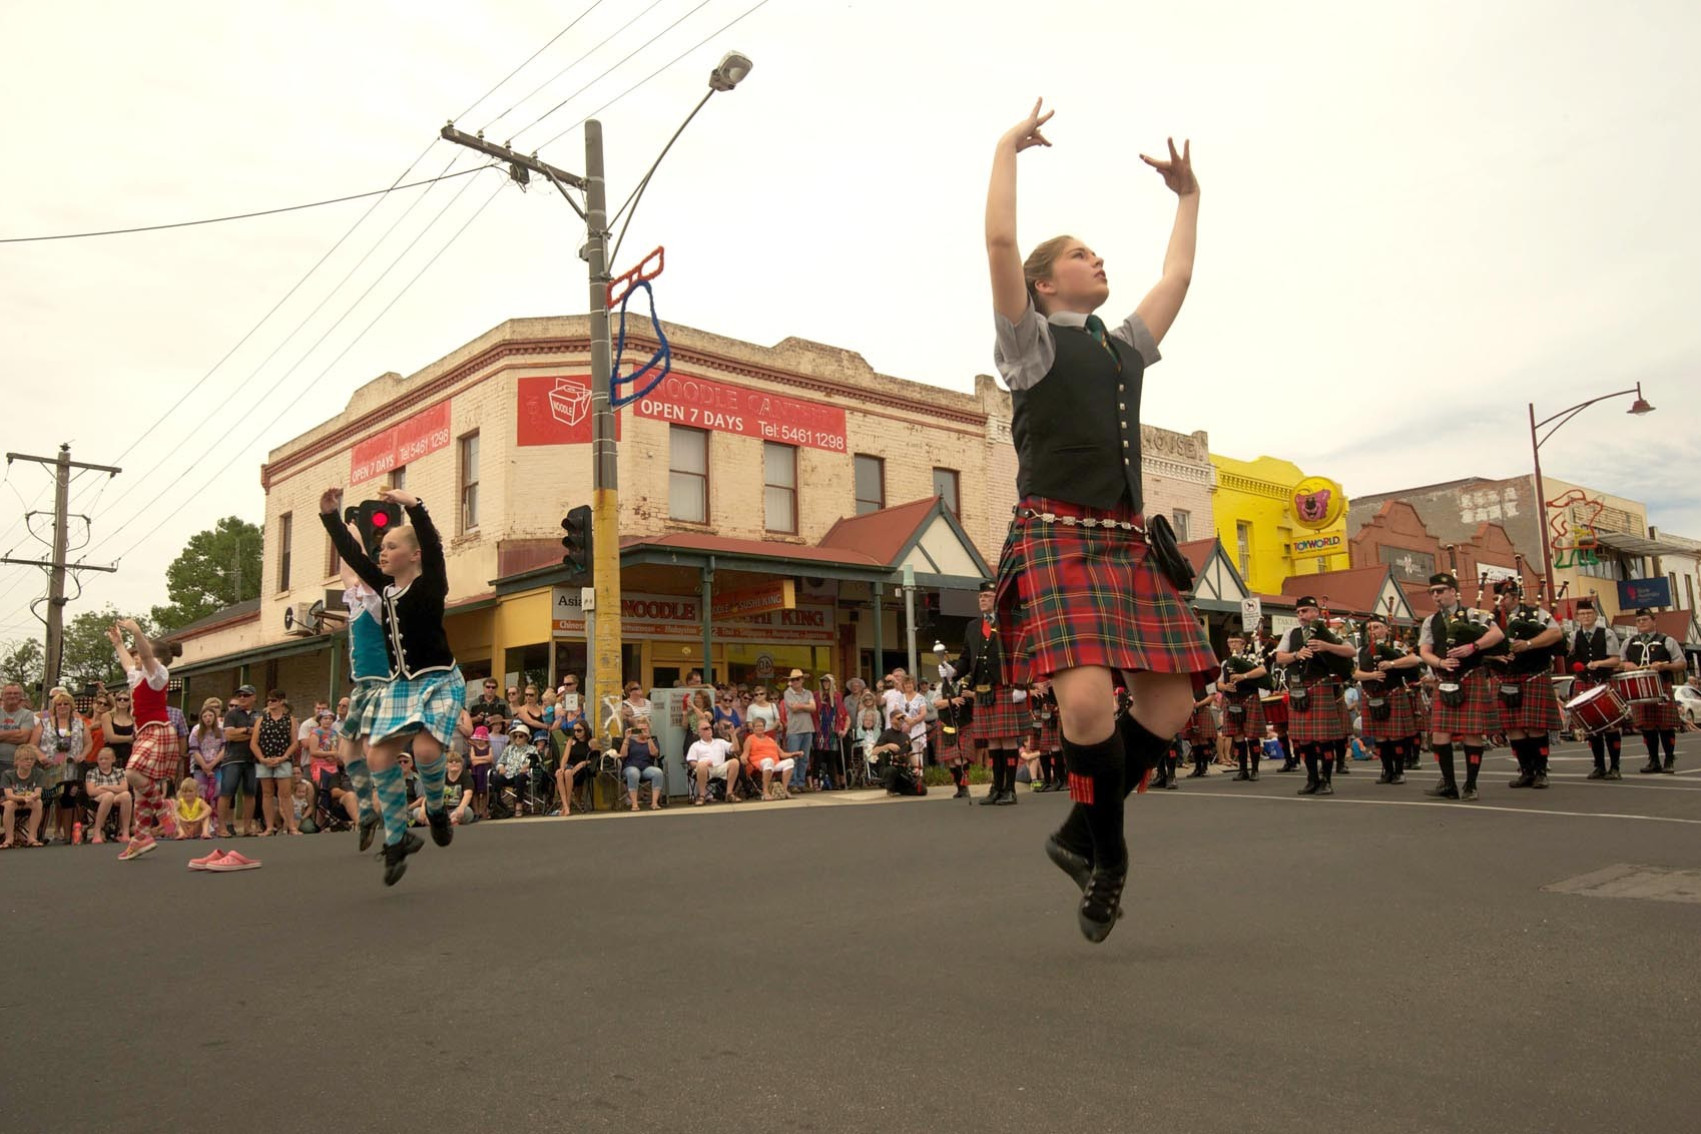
[
  {"left": 1078, "top": 866, "right": 1127, "bottom": 944},
  {"left": 427, "top": 808, "right": 453, "bottom": 848},
  {"left": 382, "top": 831, "right": 424, "bottom": 887},
  {"left": 357, "top": 813, "right": 380, "bottom": 853}
]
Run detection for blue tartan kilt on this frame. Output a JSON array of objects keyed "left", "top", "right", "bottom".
[
  {"left": 338, "top": 677, "right": 387, "bottom": 741},
  {"left": 369, "top": 667, "right": 467, "bottom": 747}
]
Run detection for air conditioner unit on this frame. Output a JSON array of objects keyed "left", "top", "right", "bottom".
[{"left": 283, "top": 603, "right": 318, "bottom": 636}]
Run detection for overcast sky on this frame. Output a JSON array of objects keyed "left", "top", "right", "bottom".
[{"left": 2, "top": 0, "right": 1697, "bottom": 641}]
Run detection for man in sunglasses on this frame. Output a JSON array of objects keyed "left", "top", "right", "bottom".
[{"left": 469, "top": 680, "right": 509, "bottom": 733}]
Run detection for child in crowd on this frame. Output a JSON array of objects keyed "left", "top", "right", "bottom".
[
  {"left": 188, "top": 702, "right": 225, "bottom": 811},
  {"left": 2, "top": 744, "right": 49, "bottom": 848},
  {"left": 172, "top": 777, "right": 213, "bottom": 839},
  {"left": 468, "top": 726, "right": 494, "bottom": 818},
  {"left": 84, "top": 747, "right": 131, "bottom": 843},
  {"left": 291, "top": 777, "right": 317, "bottom": 833},
  {"left": 442, "top": 752, "right": 475, "bottom": 825}
]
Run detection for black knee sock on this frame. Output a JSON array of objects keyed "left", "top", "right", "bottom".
[
  {"left": 950, "top": 763, "right": 966, "bottom": 789},
  {"left": 1508, "top": 736, "right": 1531, "bottom": 776},
  {"left": 1435, "top": 743, "right": 1456, "bottom": 788},
  {"left": 1057, "top": 732, "right": 1127, "bottom": 869},
  {"left": 1279, "top": 734, "right": 1294, "bottom": 765},
  {"left": 1377, "top": 741, "right": 1395, "bottom": 779},
  {"left": 1333, "top": 739, "right": 1348, "bottom": 768},
  {"left": 1642, "top": 731, "right": 1660, "bottom": 760},
  {"left": 1587, "top": 735, "right": 1606, "bottom": 770},
  {"left": 1321, "top": 749, "right": 1335, "bottom": 782},
  {"left": 1118, "top": 712, "right": 1171, "bottom": 798},
  {"left": 1250, "top": 742, "right": 1261, "bottom": 775},
  {"left": 999, "top": 751, "right": 1017, "bottom": 793},
  {"left": 1236, "top": 742, "right": 1248, "bottom": 775},
  {"left": 1302, "top": 748, "right": 1318, "bottom": 782},
  {"left": 1463, "top": 746, "right": 1484, "bottom": 790},
  {"left": 1534, "top": 735, "right": 1550, "bottom": 774},
  {"left": 1606, "top": 732, "right": 1622, "bottom": 770},
  {"left": 1661, "top": 731, "right": 1676, "bottom": 761}
]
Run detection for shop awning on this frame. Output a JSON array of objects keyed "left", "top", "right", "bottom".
[{"left": 1588, "top": 530, "right": 1700, "bottom": 560}]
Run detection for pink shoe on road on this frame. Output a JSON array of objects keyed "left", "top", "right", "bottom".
[
  {"left": 205, "top": 850, "right": 261, "bottom": 872},
  {"left": 188, "top": 849, "right": 227, "bottom": 871},
  {"left": 117, "top": 837, "right": 158, "bottom": 862}
]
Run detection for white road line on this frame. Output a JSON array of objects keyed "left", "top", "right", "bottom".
[{"left": 1162, "top": 791, "right": 1701, "bottom": 826}]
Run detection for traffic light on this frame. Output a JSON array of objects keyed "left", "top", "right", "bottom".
[
  {"left": 344, "top": 500, "right": 404, "bottom": 560},
  {"left": 561, "top": 504, "right": 593, "bottom": 579}
]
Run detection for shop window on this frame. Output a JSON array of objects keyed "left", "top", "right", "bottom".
[
  {"left": 1172, "top": 508, "right": 1191, "bottom": 541},
  {"left": 390, "top": 465, "right": 408, "bottom": 491},
  {"left": 932, "top": 467, "right": 959, "bottom": 514},
  {"left": 1236, "top": 521, "right": 1252, "bottom": 579},
  {"left": 669, "top": 426, "right": 709, "bottom": 523},
  {"left": 764, "top": 442, "right": 797, "bottom": 534},
  {"left": 854, "top": 454, "right": 884, "bottom": 515}
]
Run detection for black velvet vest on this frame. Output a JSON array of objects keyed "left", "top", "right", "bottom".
[
  {"left": 1011, "top": 324, "right": 1146, "bottom": 511},
  {"left": 1568, "top": 626, "right": 1608, "bottom": 669}
]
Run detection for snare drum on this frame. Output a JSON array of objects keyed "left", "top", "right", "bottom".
[
  {"left": 1612, "top": 668, "right": 1664, "bottom": 705},
  {"left": 1565, "top": 683, "right": 1629, "bottom": 734},
  {"left": 1260, "top": 695, "right": 1288, "bottom": 729}
]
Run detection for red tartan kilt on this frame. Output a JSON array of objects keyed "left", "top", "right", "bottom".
[
  {"left": 1185, "top": 703, "right": 1217, "bottom": 744},
  {"left": 1218, "top": 694, "right": 1265, "bottom": 739},
  {"left": 1032, "top": 714, "right": 1061, "bottom": 753},
  {"left": 1286, "top": 680, "right": 1348, "bottom": 744},
  {"left": 993, "top": 497, "right": 1218, "bottom": 685},
  {"left": 963, "top": 687, "right": 1032, "bottom": 747},
  {"left": 1430, "top": 668, "right": 1501, "bottom": 738},
  {"left": 1360, "top": 683, "right": 1420, "bottom": 742},
  {"left": 935, "top": 723, "right": 973, "bottom": 763},
  {"left": 1496, "top": 671, "right": 1564, "bottom": 732},
  {"left": 128, "top": 721, "right": 182, "bottom": 782},
  {"left": 1631, "top": 695, "right": 1682, "bottom": 732}
]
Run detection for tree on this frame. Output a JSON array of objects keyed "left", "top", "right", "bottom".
[
  {"left": 149, "top": 516, "right": 262, "bottom": 633},
  {"left": 0, "top": 637, "right": 44, "bottom": 692},
  {"left": 60, "top": 606, "right": 155, "bottom": 689}
]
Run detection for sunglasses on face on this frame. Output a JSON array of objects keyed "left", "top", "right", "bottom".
[{"left": 1427, "top": 588, "right": 1449, "bottom": 596}]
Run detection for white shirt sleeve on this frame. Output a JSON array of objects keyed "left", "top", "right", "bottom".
[{"left": 127, "top": 663, "right": 169, "bottom": 692}]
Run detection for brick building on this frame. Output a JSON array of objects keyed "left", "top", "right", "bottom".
[{"left": 165, "top": 315, "right": 1214, "bottom": 711}]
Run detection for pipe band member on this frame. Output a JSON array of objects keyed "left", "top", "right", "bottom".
[
  {"left": 1417, "top": 572, "right": 1507, "bottom": 802},
  {"left": 1490, "top": 578, "right": 1564, "bottom": 789},
  {"left": 1275, "top": 598, "right": 1356, "bottom": 797},
  {"left": 1567, "top": 601, "right": 1624, "bottom": 778},
  {"left": 1622, "top": 608, "right": 1686, "bottom": 774},
  {"left": 1217, "top": 630, "right": 1269, "bottom": 782},
  {"left": 985, "top": 98, "right": 1216, "bottom": 942},
  {"left": 322, "top": 487, "right": 467, "bottom": 886},
  {"left": 952, "top": 581, "right": 1031, "bottom": 808},
  {"left": 1352, "top": 615, "right": 1423, "bottom": 785}
]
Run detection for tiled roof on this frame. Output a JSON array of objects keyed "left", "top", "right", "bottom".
[
  {"left": 817, "top": 497, "right": 942, "bottom": 565},
  {"left": 162, "top": 598, "right": 261, "bottom": 640},
  {"left": 1279, "top": 564, "right": 1395, "bottom": 616},
  {"left": 1178, "top": 538, "right": 1218, "bottom": 572},
  {"left": 620, "top": 532, "right": 885, "bottom": 567}
]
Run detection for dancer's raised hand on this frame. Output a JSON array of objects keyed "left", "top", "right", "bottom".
[
  {"left": 1005, "top": 98, "right": 1055, "bottom": 152},
  {"left": 1140, "top": 137, "right": 1196, "bottom": 196}
]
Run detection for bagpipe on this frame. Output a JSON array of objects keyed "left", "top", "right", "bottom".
[{"left": 1301, "top": 595, "right": 1356, "bottom": 682}]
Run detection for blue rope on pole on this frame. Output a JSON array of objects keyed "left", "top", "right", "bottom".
[{"left": 609, "top": 279, "right": 671, "bottom": 409}]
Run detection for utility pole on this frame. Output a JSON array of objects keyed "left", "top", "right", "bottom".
[
  {"left": 439, "top": 122, "right": 624, "bottom": 730},
  {"left": 2, "top": 444, "right": 121, "bottom": 690}
]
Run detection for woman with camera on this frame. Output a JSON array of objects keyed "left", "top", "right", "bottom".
[{"left": 32, "top": 691, "right": 92, "bottom": 844}]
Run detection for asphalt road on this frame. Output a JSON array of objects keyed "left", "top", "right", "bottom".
[{"left": 4, "top": 735, "right": 1700, "bottom": 1134}]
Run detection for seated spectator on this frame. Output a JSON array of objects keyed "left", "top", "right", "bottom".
[
  {"left": 553, "top": 720, "right": 594, "bottom": 816},
  {"left": 291, "top": 776, "right": 317, "bottom": 833},
  {"left": 2, "top": 744, "right": 49, "bottom": 847},
  {"left": 467, "top": 726, "right": 495, "bottom": 818},
  {"left": 492, "top": 723, "right": 539, "bottom": 817},
  {"left": 867, "top": 724, "right": 914, "bottom": 790},
  {"left": 739, "top": 716, "right": 801, "bottom": 801},
  {"left": 309, "top": 728, "right": 361, "bottom": 829},
  {"left": 619, "top": 722, "right": 664, "bottom": 812},
  {"left": 854, "top": 692, "right": 883, "bottom": 770},
  {"left": 442, "top": 752, "right": 475, "bottom": 825},
  {"left": 685, "top": 721, "right": 740, "bottom": 804},
  {"left": 84, "top": 747, "right": 131, "bottom": 843},
  {"left": 172, "top": 777, "right": 213, "bottom": 839}
]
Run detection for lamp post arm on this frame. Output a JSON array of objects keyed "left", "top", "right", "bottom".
[
  {"left": 609, "top": 90, "right": 716, "bottom": 268},
  {"left": 1532, "top": 386, "right": 1643, "bottom": 444}
]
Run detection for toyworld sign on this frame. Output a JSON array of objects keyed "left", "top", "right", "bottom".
[{"left": 1291, "top": 533, "right": 1345, "bottom": 560}]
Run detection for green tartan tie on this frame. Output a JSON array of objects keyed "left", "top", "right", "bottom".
[{"left": 1084, "top": 313, "right": 1109, "bottom": 343}]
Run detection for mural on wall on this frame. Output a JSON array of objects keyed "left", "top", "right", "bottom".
[{"left": 1546, "top": 488, "right": 1604, "bottom": 570}]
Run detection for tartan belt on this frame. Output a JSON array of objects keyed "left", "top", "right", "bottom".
[{"left": 1013, "top": 506, "right": 1148, "bottom": 539}]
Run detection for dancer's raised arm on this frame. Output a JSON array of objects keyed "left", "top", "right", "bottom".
[
  {"left": 1133, "top": 138, "right": 1199, "bottom": 346},
  {"left": 986, "top": 98, "right": 1054, "bottom": 324}
]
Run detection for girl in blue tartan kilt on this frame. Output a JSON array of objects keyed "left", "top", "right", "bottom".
[
  {"left": 318, "top": 514, "right": 391, "bottom": 853},
  {"left": 986, "top": 100, "right": 1217, "bottom": 942},
  {"left": 321, "top": 487, "right": 467, "bottom": 886}
]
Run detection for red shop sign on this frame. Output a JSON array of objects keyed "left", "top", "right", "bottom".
[
  {"left": 351, "top": 401, "right": 452, "bottom": 482},
  {"left": 517, "top": 375, "right": 622, "bottom": 447},
  {"left": 629, "top": 373, "right": 847, "bottom": 452}
]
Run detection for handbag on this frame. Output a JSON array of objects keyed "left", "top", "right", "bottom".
[
  {"left": 1146, "top": 513, "right": 1195, "bottom": 593},
  {"left": 1497, "top": 682, "right": 1523, "bottom": 710},
  {"left": 1438, "top": 682, "right": 1465, "bottom": 709},
  {"left": 1366, "top": 696, "right": 1390, "bottom": 722}
]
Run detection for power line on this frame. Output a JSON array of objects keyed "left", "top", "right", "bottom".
[
  {"left": 511, "top": 0, "right": 720, "bottom": 143},
  {"left": 104, "top": 178, "right": 511, "bottom": 570},
  {"left": 461, "top": 0, "right": 614, "bottom": 125},
  {"left": 481, "top": 0, "right": 670, "bottom": 136},
  {"left": 0, "top": 166, "right": 489, "bottom": 244},
  {"left": 87, "top": 152, "right": 480, "bottom": 528},
  {"left": 538, "top": 0, "right": 776, "bottom": 152}
]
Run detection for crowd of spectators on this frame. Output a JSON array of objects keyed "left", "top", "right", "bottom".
[{"left": 0, "top": 664, "right": 976, "bottom": 850}]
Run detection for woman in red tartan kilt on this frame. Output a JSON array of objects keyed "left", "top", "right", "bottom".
[
  {"left": 1354, "top": 615, "right": 1424, "bottom": 785},
  {"left": 105, "top": 619, "right": 182, "bottom": 860},
  {"left": 1417, "top": 572, "right": 1508, "bottom": 802},
  {"left": 986, "top": 99, "right": 1215, "bottom": 942}
]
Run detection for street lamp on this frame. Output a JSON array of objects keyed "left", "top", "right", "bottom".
[{"left": 1528, "top": 381, "right": 1656, "bottom": 607}]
